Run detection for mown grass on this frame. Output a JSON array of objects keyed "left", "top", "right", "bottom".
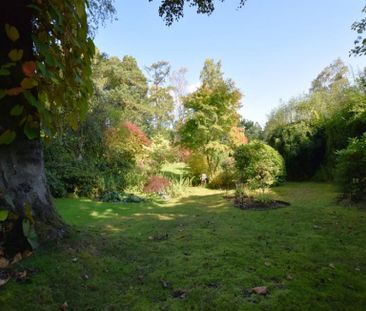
[{"left": 1, "top": 182, "right": 366, "bottom": 310}]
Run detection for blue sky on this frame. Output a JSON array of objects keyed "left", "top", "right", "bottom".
[{"left": 94, "top": 0, "right": 366, "bottom": 126}]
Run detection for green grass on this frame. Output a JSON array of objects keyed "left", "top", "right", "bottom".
[
  {"left": 1, "top": 182, "right": 366, "bottom": 310},
  {"left": 161, "top": 162, "right": 189, "bottom": 180}
]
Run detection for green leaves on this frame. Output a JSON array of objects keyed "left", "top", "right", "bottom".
[
  {"left": 10, "top": 105, "right": 24, "bottom": 116},
  {"left": 21, "top": 77, "right": 38, "bottom": 89},
  {"left": 24, "top": 121, "right": 39, "bottom": 140},
  {"left": 0, "top": 130, "right": 16, "bottom": 145},
  {"left": 0, "top": 210, "right": 8, "bottom": 221},
  {"left": 0, "top": 90, "right": 6, "bottom": 100}
]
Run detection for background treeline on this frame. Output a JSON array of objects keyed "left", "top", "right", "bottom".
[
  {"left": 43, "top": 53, "right": 366, "bottom": 203},
  {"left": 43, "top": 54, "right": 249, "bottom": 200},
  {"left": 264, "top": 59, "right": 366, "bottom": 200}
]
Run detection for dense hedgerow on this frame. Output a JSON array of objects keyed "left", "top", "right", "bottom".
[{"left": 335, "top": 133, "right": 366, "bottom": 202}]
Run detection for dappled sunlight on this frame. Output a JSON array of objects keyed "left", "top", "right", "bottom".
[
  {"left": 103, "top": 224, "right": 125, "bottom": 233},
  {"left": 132, "top": 212, "right": 186, "bottom": 221},
  {"left": 89, "top": 209, "right": 130, "bottom": 220}
]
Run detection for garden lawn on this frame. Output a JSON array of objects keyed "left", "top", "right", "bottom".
[{"left": 1, "top": 182, "right": 366, "bottom": 310}]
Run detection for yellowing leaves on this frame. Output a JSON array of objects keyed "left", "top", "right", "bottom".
[
  {"left": 21, "top": 77, "right": 38, "bottom": 89},
  {"left": 5, "top": 24, "right": 19, "bottom": 42},
  {"left": 10, "top": 105, "right": 24, "bottom": 116},
  {"left": 8, "top": 49, "right": 23, "bottom": 62},
  {"left": 6, "top": 87, "right": 24, "bottom": 96}
]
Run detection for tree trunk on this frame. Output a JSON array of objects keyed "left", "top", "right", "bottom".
[
  {"left": 0, "top": 140, "right": 69, "bottom": 243},
  {"left": 0, "top": 1, "right": 69, "bottom": 245}
]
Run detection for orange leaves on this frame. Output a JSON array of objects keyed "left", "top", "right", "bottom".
[
  {"left": 6, "top": 87, "right": 24, "bottom": 96},
  {"left": 22, "top": 61, "right": 36, "bottom": 77}
]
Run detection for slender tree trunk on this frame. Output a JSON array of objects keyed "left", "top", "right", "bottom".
[{"left": 0, "top": 1, "right": 69, "bottom": 245}]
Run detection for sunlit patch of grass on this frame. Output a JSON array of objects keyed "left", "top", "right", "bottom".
[{"left": 1, "top": 183, "right": 366, "bottom": 310}]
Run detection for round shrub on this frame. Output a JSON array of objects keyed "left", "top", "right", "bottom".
[
  {"left": 234, "top": 140, "right": 285, "bottom": 190},
  {"left": 335, "top": 133, "right": 366, "bottom": 202}
]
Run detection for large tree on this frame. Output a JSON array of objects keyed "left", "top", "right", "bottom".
[
  {"left": 0, "top": 0, "right": 114, "bottom": 246},
  {"left": 145, "top": 61, "right": 174, "bottom": 136},
  {"left": 351, "top": 5, "right": 366, "bottom": 56},
  {"left": 178, "top": 59, "right": 242, "bottom": 177}
]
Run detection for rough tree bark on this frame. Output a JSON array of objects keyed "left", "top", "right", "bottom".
[{"left": 0, "top": 1, "right": 69, "bottom": 246}]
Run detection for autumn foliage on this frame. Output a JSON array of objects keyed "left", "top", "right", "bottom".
[{"left": 143, "top": 176, "right": 170, "bottom": 193}]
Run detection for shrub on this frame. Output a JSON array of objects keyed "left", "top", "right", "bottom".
[
  {"left": 267, "top": 121, "right": 326, "bottom": 180},
  {"left": 99, "top": 191, "right": 125, "bottom": 203},
  {"left": 147, "top": 135, "right": 176, "bottom": 173},
  {"left": 335, "top": 133, "right": 366, "bottom": 201},
  {"left": 46, "top": 170, "right": 66, "bottom": 198},
  {"left": 143, "top": 176, "right": 171, "bottom": 194},
  {"left": 187, "top": 153, "right": 209, "bottom": 184},
  {"left": 234, "top": 141, "right": 285, "bottom": 191},
  {"left": 166, "top": 176, "right": 193, "bottom": 198},
  {"left": 208, "top": 158, "right": 237, "bottom": 190}
]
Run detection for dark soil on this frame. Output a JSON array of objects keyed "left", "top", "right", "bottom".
[{"left": 233, "top": 197, "right": 290, "bottom": 210}]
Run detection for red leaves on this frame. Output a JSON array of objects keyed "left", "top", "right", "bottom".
[
  {"left": 122, "top": 121, "right": 150, "bottom": 146},
  {"left": 143, "top": 176, "right": 170, "bottom": 193},
  {"left": 22, "top": 61, "right": 36, "bottom": 77}
]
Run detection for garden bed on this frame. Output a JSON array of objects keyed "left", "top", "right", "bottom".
[{"left": 233, "top": 196, "right": 290, "bottom": 210}]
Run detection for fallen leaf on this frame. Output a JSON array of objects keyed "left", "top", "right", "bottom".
[
  {"left": 11, "top": 253, "right": 23, "bottom": 265},
  {"left": 0, "top": 257, "right": 9, "bottom": 268},
  {"left": 22, "top": 250, "right": 32, "bottom": 258},
  {"left": 15, "top": 270, "right": 27, "bottom": 282},
  {"left": 251, "top": 286, "right": 268, "bottom": 295},
  {"left": 0, "top": 276, "right": 10, "bottom": 287}
]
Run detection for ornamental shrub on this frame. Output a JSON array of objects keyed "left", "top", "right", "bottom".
[
  {"left": 335, "top": 133, "right": 366, "bottom": 202},
  {"left": 187, "top": 153, "right": 209, "bottom": 183},
  {"left": 208, "top": 157, "right": 237, "bottom": 190},
  {"left": 143, "top": 176, "right": 171, "bottom": 194},
  {"left": 234, "top": 140, "right": 285, "bottom": 191}
]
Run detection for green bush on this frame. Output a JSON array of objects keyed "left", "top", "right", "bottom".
[
  {"left": 335, "top": 133, "right": 366, "bottom": 202},
  {"left": 234, "top": 141, "right": 285, "bottom": 190},
  {"left": 46, "top": 170, "right": 66, "bottom": 198},
  {"left": 99, "top": 191, "right": 125, "bottom": 202},
  {"left": 187, "top": 153, "right": 209, "bottom": 185},
  {"left": 267, "top": 121, "right": 326, "bottom": 180},
  {"left": 208, "top": 158, "right": 237, "bottom": 190}
]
